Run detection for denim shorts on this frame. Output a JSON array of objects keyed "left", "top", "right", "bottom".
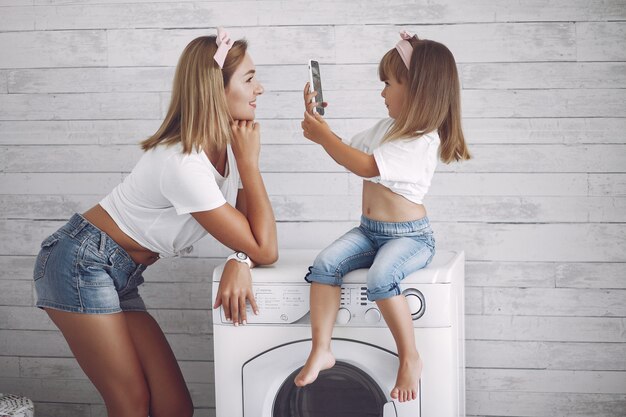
[
  {"left": 33, "top": 213, "right": 147, "bottom": 314},
  {"left": 305, "top": 215, "right": 435, "bottom": 301}
]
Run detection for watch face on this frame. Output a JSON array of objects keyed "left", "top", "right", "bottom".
[{"left": 236, "top": 252, "right": 248, "bottom": 260}]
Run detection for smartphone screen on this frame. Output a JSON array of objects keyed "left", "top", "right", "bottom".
[{"left": 308, "top": 60, "right": 324, "bottom": 115}]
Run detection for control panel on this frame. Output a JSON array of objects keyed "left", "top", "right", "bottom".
[
  {"left": 219, "top": 284, "right": 310, "bottom": 324},
  {"left": 336, "top": 284, "right": 427, "bottom": 326}
]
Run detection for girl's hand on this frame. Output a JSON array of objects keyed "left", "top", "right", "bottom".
[
  {"left": 302, "top": 110, "right": 332, "bottom": 145},
  {"left": 213, "top": 259, "right": 259, "bottom": 326},
  {"left": 230, "top": 120, "right": 261, "bottom": 168},
  {"left": 303, "top": 82, "right": 328, "bottom": 115}
]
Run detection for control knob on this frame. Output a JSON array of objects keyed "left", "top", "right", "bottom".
[
  {"left": 402, "top": 288, "right": 426, "bottom": 320},
  {"left": 364, "top": 308, "right": 382, "bottom": 324},
  {"left": 336, "top": 307, "right": 351, "bottom": 325}
]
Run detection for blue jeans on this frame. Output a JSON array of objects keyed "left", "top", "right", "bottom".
[
  {"left": 34, "top": 213, "right": 147, "bottom": 314},
  {"left": 305, "top": 215, "right": 435, "bottom": 301}
]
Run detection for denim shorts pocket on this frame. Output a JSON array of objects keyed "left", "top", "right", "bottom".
[{"left": 33, "top": 234, "right": 60, "bottom": 281}]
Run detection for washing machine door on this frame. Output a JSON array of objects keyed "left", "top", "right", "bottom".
[{"left": 242, "top": 339, "right": 419, "bottom": 416}]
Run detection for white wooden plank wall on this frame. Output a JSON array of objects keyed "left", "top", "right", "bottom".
[{"left": 1, "top": 1, "right": 625, "bottom": 416}]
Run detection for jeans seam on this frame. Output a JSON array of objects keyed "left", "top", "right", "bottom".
[{"left": 334, "top": 249, "right": 377, "bottom": 278}]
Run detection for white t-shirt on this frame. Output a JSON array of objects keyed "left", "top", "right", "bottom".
[
  {"left": 100, "top": 143, "right": 240, "bottom": 257},
  {"left": 347, "top": 118, "right": 440, "bottom": 204}
]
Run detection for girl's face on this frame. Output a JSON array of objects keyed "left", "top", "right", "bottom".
[
  {"left": 380, "top": 75, "right": 407, "bottom": 119},
  {"left": 225, "top": 53, "right": 264, "bottom": 120}
]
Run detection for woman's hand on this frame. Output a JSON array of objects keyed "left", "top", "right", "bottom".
[
  {"left": 303, "top": 82, "right": 328, "bottom": 115},
  {"left": 213, "top": 259, "right": 259, "bottom": 326},
  {"left": 230, "top": 120, "right": 261, "bottom": 168}
]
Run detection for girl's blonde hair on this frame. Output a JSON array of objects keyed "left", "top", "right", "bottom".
[
  {"left": 141, "top": 35, "right": 247, "bottom": 154},
  {"left": 378, "top": 35, "right": 471, "bottom": 163}
]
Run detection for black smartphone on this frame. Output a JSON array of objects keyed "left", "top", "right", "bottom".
[{"left": 308, "top": 59, "right": 324, "bottom": 115}]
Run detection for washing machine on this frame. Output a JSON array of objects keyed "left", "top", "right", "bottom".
[{"left": 212, "top": 249, "right": 465, "bottom": 417}]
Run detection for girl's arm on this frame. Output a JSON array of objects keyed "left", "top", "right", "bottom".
[{"left": 302, "top": 111, "right": 380, "bottom": 178}]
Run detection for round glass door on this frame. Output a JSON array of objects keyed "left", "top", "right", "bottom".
[{"left": 273, "top": 361, "right": 388, "bottom": 417}]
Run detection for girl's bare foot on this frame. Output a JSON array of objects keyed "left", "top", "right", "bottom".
[
  {"left": 390, "top": 352, "right": 422, "bottom": 402},
  {"left": 294, "top": 348, "right": 336, "bottom": 387}
]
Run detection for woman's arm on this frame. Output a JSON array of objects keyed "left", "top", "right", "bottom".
[{"left": 191, "top": 121, "right": 278, "bottom": 265}]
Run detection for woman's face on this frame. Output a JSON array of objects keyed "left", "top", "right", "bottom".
[
  {"left": 380, "top": 75, "right": 407, "bottom": 119},
  {"left": 225, "top": 53, "right": 264, "bottom": 120}
]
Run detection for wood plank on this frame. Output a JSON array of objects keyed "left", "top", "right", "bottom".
[
  {"left": 141, "top": 282, "right": 210, "bottom": 310},
  {"left": 466, "top": 315, "right": 626, "bottom": 343},
  {"left": 0, "top": 171, "right": 595, "bottom": 198},
  {"left": 335, "top": 23, "right": 576, "bottom": 64},
  {"left": 0, "top": 5, "right": 34, "bottom": 31},
  {"left": 9, "top": 62, "right": 626, "bottom": 94},
  {"left": 461, "top": 118, "right": 626, "bottom": 145},
  {"left": 2, "top": 144, "right": 626, "bottom": 176},
  {"left": 4, "top": 220, "right": 626, "bottom": 262},
  {"left": 30, "top": 403, "right": 92, "bottom": 417},
  {"left": 467, "top": 261, "right": 626, "bottom": 289},
  {"left": 577, "top": 22, "right": 626, "bottom": 61},
  {"left": 589, "top": 174, "right": 626, "bottom": 196},
  {"left": 8, "top": 194, "right": 623, "bottom": 223},
  {"left": 103, "top": 23, "right": 578, "bottom": 67},
  {"left": 0, "top": 120, "right": 159, "bottom": 145},
  {"left": 0, "top": 357, "right": 19, "bottom": 377},
  {"left": 0, "top": 30, "right": 106, "bottom": 69},
  {"left": 0, "top": 70, "right": 7, "bottom": 93},
  {"left": 466, "top": 340, "right": 626, "bottom": 370},
  {"left": 482, "top": 288, "right": 626, "bottom": 317},
  {"left": 0, "top": 0, "right": 620, "bottom": 31},
  {"left": 466, "top": 368, "right": 626, "bottom": 394},
  {"left": 0, "top": 173, "right": 122, "bottom": 195},
  {"left": 555, "top": 263, "right": 626, "bottom": 289},
  {"left": 0, "top": 256, "right": 38, "bottom": 281},
  {"left": 467, "top": 390, "right": 626, "bottom": 417},
  {"left": 30, "top": 2, "right": 258, "bottom": 30},
  {"left": 0, "top": 92, "right": 162, "bottom": 121},
  {"left": 461, "top": 62, "right": 626, "bottom": 89},
  {"left": 1, "top": 88, "right": 623, "bottom": 121},
  {"left": 3, "top": 118, "right": 624, "bottom": 146},
  {"left": 431, "top": 173, "right": 589, "bottom": 196},
  {"left": 0, "top": 280, "right": 32, "bottom": 306}
]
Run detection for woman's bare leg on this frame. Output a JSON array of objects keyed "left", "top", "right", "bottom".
[
  {"left": 294, "top": 283, "right": 341, "bottom": 386},
  {"left": 124, "top": 311, "right": 193, "bottom": 417},
  {"left": 45, "top": 309, "right": 150, "bottom": 417},
  {"left": 376, "top": 295, "right": 422, "bottom": 402}
]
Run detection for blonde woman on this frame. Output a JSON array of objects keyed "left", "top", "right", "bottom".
[
  {"left": 32, "top": 29, "right": 277, "bottom": 417},
  {"left": 295, "top": 32, "right": 471, "bottom": 402}
]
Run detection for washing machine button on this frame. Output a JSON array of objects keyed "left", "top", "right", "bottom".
[
  {"left": 364, "top": 308, "right": 382, "bottom": 324},
  {"left": 336, "top": 307, "right": 351, "bottom": 324}
]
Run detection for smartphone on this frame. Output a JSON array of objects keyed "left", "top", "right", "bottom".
[{"left": 308, "top": 59, "right": 324, "bottom": 115}]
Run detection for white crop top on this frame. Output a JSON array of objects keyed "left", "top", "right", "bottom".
[
  {"left": 100, "top": 143, "right": 240, "bottom": 257},
  {"left": 347, "top": 118, "right": 440, "bottom": 204}
]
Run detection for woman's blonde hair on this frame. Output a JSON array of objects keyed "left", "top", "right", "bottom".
[
  {"left": 141, "top": 35, "right": 247, "bottom": 153},
  {"left": 378, "top": 35, "right": 471, "bottom": 163}
]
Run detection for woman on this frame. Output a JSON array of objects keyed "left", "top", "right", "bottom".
[{"left": 32, "top": 29, "right": 277, "bottom": 417}]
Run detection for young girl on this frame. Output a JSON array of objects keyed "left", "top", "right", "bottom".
[
  {"left": 294, "top": 31, "right": 471, "bottom": 403},
  {"left": 33, "top": 29, "right": 277, "bottom": 416}
]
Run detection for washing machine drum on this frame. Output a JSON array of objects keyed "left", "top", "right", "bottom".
[{"left": 273, "top": 361, "right": 387, "bottom": 417}]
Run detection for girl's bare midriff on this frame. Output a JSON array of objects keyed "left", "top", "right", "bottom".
[
  {"left": 82, "top": 205, "right": 160, "bottom": 266},
  {"left": 362, "top": 180, "right": 427, "bottom": 222}
]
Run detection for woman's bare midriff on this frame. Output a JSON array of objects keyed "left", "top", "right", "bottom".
[
  {"left": 362, "top": 180, "right": 427, "bottom": 222},
  {"left": 82, "top": 205, "right": 160, "bottom": 266}
]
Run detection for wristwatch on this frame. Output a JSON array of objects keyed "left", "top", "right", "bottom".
[{"left": 227, "top": 251, "right": 252, "bottom": 268}]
